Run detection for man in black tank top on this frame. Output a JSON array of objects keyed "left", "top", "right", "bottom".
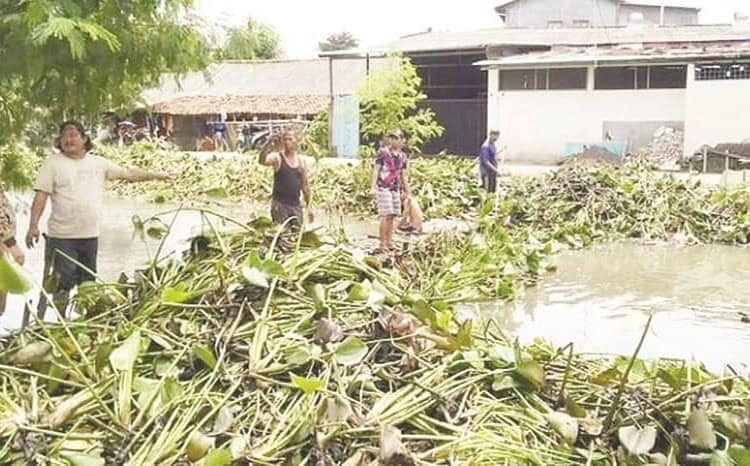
[{"left": 258, "top": 130, "right": 312, "bottom": 228}]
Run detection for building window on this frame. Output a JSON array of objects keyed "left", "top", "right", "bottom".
[
  {"left": 499, "top": 68, "right": 587, "bottom": 90},
  {"left": 573, "top": 19, "right": 590, "bottom": 27},
  {"left": 548, "top": 68, "right": 588, "bottom": 89},
  {"left": 547, "top": 20, "right": 564, "bottom": 28},
  {"left": 695, "top": 62, "right": 750, "bottom": 81},
  {"left": 595, "top": 65, "right": 686, "bottom": 89}
]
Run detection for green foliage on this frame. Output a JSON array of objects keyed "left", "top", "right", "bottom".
[
  {"left": 0, "top": 145, "right": 43, "bottom": 190},
  {"left": 300, "top": 112, "right": 329, "bottom": 161},
  {"left": 217, "top": 18, "right": 281, "bottom": 60},
  {"left": 0, "top": 0, "right": 210, "bottom": 139},
  {"left": 358, "top": 56, "right": 444, "bottom": 154},
  {"left": 318, "top": 31, "right": 358, "bottom": 52}
]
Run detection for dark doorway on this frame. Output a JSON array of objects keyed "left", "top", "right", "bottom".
[{"left": 422, "top": 99, "right": 487, "bottom": 155}]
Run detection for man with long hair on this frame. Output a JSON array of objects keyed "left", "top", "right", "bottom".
[{"left": 26, "top": 120, "right": 172, "bottom": 319}]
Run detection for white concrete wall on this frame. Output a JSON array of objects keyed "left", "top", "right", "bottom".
[
  {"left": 684, "top": 64, "right": 750, "bottom": 157},
  {"left": 488, "top": 68, "right": 686, "bottom": 163},
  {"left": 500, "top": 0, "right": 617, "bottom": 27}
]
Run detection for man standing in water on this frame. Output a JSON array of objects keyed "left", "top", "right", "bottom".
[
  {"left": 258, "top": 130, "right": 312, "bottom": 227},
  {"left": 479, "top": 130, "right": 501, "bottom": 193},
  {"left": 26, "top": 120, "right": 172, "bottom": 319},
  {"left": 371, "top": 130, "right": 411, "bottom": 252},
  {"left": 0, "top": 187, "right": 25, "bottom": 316}
]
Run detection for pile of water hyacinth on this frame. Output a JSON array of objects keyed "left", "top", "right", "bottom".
[{"left": 0, "top": 212, "right": 748, "bottom": 466}]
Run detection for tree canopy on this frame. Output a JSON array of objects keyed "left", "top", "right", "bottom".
[
  {"left": 217, "top": 18, "right": 282, "bottom": 61},
  {"left": 318, "top": 32, "right": 359, "bottom": 52},
  {"left": 0, "top": 0, "right": 210, "bottom": 141}
]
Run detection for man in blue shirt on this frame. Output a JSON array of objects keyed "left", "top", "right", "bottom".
[{"left": 479, "top": 130, "right": 501, "bottom": 193}]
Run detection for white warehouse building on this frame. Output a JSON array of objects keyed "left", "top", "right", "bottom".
[{"left": 476, "top": 25, "right": 750, "bottom": 163}]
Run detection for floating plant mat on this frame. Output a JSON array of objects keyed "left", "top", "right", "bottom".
[{"left": 0, "top": 213, "right": 747, "bottom": 466}]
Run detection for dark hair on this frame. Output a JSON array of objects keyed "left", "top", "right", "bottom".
[{"left": 56, "top": 120, "right": 93, "bottom": 153}]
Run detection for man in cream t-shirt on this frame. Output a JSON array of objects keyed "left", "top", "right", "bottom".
[{"left": 26, "top": 120, "right": 171, "bottom": 319}]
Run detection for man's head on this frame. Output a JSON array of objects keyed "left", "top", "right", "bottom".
[
  {"left": 56, "top": 121, "right": 93, "bottom": 158},
  {"left": 489, "top": 130, "right": 500, "bottom": 144},
  {"left": 281, "top": 130, "right": 298, "bottom": 153},
  {"left": 388, "top": 129, "right": 404, "bottom": 150}
]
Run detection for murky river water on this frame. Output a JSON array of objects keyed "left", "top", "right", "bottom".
[
  {"left": 473, "top": 243, "right": 750, "bottom": 373},
  {"left": 3, "top": 195, "right": 748, "bottom": 373}
]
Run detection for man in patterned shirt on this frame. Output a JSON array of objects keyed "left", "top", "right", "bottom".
[
  {"left": 370, "top": 130, "right": 411, "bottom": 252},
  {"left": 0, "top": 186, "right": 25, "bottom": 316}
]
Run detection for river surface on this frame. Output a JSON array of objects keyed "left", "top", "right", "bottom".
[
  {"left": 474, "top": 243, "right": 750, "bottom": 373},
  {"left": 2, "top": 195, "right": 748, "bottom": 374}
]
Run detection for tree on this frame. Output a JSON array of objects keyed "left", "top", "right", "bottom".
[
  {"left": 358, "top": 56, "right": 444, "bottom": 155},
  {"left": 218, "top": 18, "right": 281, "bottom": 61},
  {"left": 318, "top": 32, "right": 359, "bottom": 53},
  {"left": 0, "top": 0, "right": 210, "bottom": 141}
]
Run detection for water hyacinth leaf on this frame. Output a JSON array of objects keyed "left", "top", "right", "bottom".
[
  {"left": 710, "top": 451, "right": 735, "bottom": 466},
  {"left": 307, "top": 283, "right": 326, "bottom": 310},
  {"left": 162, "top": 377, "right": 183, "bottom": 403},
  {"left": 320, "top": 396, "right": 352, "bottom": 424},
  {"left": 719, "top": 412, "right": 744, "bottom": 439},
  {"left": 0, "top": 253, "right": 33, "bottom": 294},
  {"left": 492, "top": 374, "right": 523, "bottom": 393},
  {"left": 9, "top": 341, "right": 52, "bottom": 366},
  {"left": 729, "top": 447, "right": 750, "bottom": 463},
  {"left": 334, "top": 337, "right": 368, "bottom": 366},
  {"left": 204, "top": 449, "right": 233, "bottom": 466},
  {"left": 161, "top": 283, "right": 191, "bottom": 304},
  {"left": 300, "top": 230, "right": 322, "bottom": 249},
  {"left": 60, "top": 452, "right": 104, "bottom": 466},
  {"left": 565, "top": 396, "right": 587, "bottom": 419},
  {"left": 581, "top": 417, "right": 604, "bottom": 436},
  {"left": 547, "top": 412, "right": 579, "bottom": 445},
  {"left": 461, "top": 351, "right": 484, "bottom": 370},
  {"left": 244, "top": 250, "right": 263, "bottom": 269},
  {"left": 213, "top": 406, "right": 235, "bottom": 434},
  {"left": 186, "top": 431, "right": 214, "bottom": 462},
  {"left": 618, "top": 426, "right": 657, "bottom": 456},
  {"left": 347, "top": 281, "right": 370, "bottom": 302},
  {"left": 94, "top": 343, "right": 113, "bottom": 374},
  {"left": 488, "top": 345, "right": 515, "bottom": 366},
  {"left": 241, "top": 267, "right": 268, "bottom": 289},
  {"left": 290, "top": 374, "right": 324, "bottom": 395},
  {"left": 591, "top": 367, "right": 621, "bottom": 386},
  {"left": 454, "top": 320, "right": 474, "bottom": 349},
  {"left": 144, "top": 218, "right": 169, "bottom": 240},
  {"left": 193, "top": 344, "right": 217, "bottom": 370},
  {"left": 286, "top": 346, "right": 312, "bottom": 366},
  {"left": 516, "top": 359, "right": 545, "bottom": 391},
  {"left": 109, "top": 332, "right": 141, "bottom": 371},
  {"left": 229, "top": 436, "right": 248, "bottom": 460},
  {"left": 262, "top": 259, "right": 285, "bottom": 277},
  {"left": 434, "top": 309, "right": 452, "bottom": 333},
  {"left": 380, "top": 425, "right": 404, "bottom": 463},
  {"left": 688, "top": 409, "right": 718, "bottom": 451}
]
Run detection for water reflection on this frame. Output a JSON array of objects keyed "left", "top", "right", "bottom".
[{"left": 478, "top": 242, "right": 750, "bottom": 373}]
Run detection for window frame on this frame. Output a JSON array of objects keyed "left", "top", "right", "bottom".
[{"left": 498, "top": 67, "right": 588, "bottom": 91}]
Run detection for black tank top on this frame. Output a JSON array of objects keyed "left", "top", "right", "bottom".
[{"left": 272, "top": 155, "right": 303, "bottom": 206}]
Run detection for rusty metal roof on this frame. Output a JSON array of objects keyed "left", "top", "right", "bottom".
[
  {"left": 477, "top": 42, "right": 750, "bottom": 67},
  {"left": 151, "top": 95, "right": 331, "bottom": 116},
  {"left": 496, "top": 0, "right": 701, "bottom": 11}
]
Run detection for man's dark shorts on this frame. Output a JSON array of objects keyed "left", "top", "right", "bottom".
[
  {"left": 482, "top": 173, "right": 497, "bottom": 193},
  {"left": 271, "top": 200, "right": 303, "bottom": 227}
]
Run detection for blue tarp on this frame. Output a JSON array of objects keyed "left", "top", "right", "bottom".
[
  {"left": 331, "top": 95, "right": 360, "bottom": 158},
  {"left": 563, "top": 142, "right": 628, "bottom": 158}
]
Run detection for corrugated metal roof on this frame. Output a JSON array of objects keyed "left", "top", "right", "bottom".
[
  {"left": 476, "top": 43, "right": 750, "bottom": 67},
  {"left": 142, "top": 58, "right": 393, "bottom": 106},
  {"left": 383, "top": 24, "right": 750, "bottom": 53},
  {"left": 495, "top": 0, "right": 701, "bottom": 11}
]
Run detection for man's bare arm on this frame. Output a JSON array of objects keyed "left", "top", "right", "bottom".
[
  {"left": 114, "top": 168, "right": 172, "bottom": 182},
  {"left": 26, "top": 191, "right": 49, "bottom": 249}
]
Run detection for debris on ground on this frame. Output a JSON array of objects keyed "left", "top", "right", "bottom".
[
  {"left": 635, "top": 126, "right": 685, "bottom": 170},
  {"left": 562, "top": 145, "right": 624, "bottom": 165}
]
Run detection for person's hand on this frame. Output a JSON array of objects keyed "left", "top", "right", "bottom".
[
  {"left": 370, "top": 187, "right": 378, "bottom": 198},
  {"left": 26, "top": 226, "right": 40, "bottom": 249},
  {"left": 8, "top": 245, "right": 24, "bottom": 266}
]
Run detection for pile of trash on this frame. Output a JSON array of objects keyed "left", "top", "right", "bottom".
[{"left": 636, "top": 127, "right": 685, "bottom": 169}]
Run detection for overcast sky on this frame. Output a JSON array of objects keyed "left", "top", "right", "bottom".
[{"left": 194, "top": 0, "right": 750, "bottom": 58}]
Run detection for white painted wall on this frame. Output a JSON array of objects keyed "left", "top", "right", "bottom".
[
  {"left": 684, "top": 64, "right": 750, "bottom": 157},
  {"left": 488, "top": 68, "right": 686, "bottom": 163}
]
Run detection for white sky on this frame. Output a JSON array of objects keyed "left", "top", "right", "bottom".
[{"left": 194, "top": 0, "right": 750, "bottom": 58}]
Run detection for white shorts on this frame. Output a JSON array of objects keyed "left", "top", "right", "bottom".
[{"left": 376, "top": 188, "right": 401, "bottom": 217}]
